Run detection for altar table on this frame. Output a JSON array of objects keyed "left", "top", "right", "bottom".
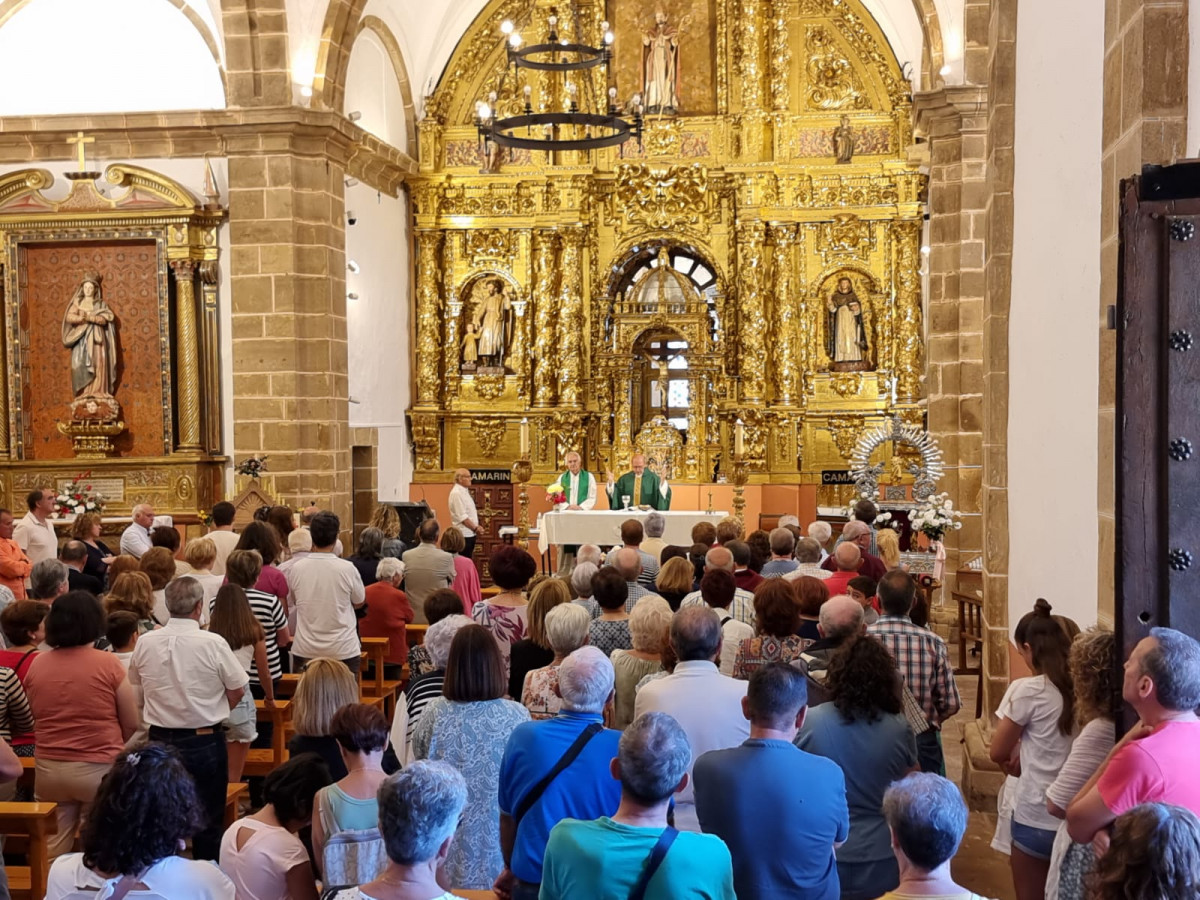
[{"left": 537, "top": 509, "right": 729, "bottom": 556}]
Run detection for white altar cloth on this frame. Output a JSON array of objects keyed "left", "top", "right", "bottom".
[{"left": 537, "top": 509, "right": 729, "bottom": 555}]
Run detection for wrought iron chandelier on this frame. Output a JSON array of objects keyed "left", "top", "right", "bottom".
[{"left": 475, "top": 8, "right": 643, "bottom": 154}]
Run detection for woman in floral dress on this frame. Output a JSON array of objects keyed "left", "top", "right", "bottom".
[
  {"left": 471, "top": 545, "right": 536, "bottom": 676},
  {"left": 733, "top": 579, "right": 810, "bottom": 679}
]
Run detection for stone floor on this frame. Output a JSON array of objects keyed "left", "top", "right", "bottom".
[{"left": 943, "top": 653, "right": 1015, "bottom": 900}]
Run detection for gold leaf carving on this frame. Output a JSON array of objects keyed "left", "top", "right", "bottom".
[
  {"left": 474, "top": 373, "right": 506, "bottom": 400},
  {"left": 614, "top": 164, "right": 708, "bottom": 232},
  {"left": 410, "top": 414, "right": 440, "bottom": 472},
  {"left": 825, "top": 415, "right": 864, "bottom": 460},
  {"left": 465, "top": 230, "right": 516, "bottom": 262},
  {"left": 806, "top": 27, "right": 869, "bottom": 111},
  {"left": 818, "top": 213, "right": 875, "bottom": 258},
  {"left": 471, "top": 418, "right": 506, "bottom": 458},
  {"left": 830, "top": 372, "right": 863, "bottom": 397}
]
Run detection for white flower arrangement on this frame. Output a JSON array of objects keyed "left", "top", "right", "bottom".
[
  {"left": 909, "top": 491, "right": 964, "bottom": 542},
  {"left": 53, "top": 472, "right": 105, "bottom": 519}
]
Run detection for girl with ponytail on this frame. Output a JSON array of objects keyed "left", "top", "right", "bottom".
[{"left": 989, "top": 597, "right": 1078, "bottom": 900}]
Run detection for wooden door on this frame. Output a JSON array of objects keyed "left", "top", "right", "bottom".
[{"left": 470, "top": 484, "right": 513, "bottom": 586}]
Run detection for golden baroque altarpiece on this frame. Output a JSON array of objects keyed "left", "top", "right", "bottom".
[
  {"left": 409, "top": 0, "right": 928, "bottom": 488},
  {"left": 0, "top": 163, "right": 226, "bottom": 518}
]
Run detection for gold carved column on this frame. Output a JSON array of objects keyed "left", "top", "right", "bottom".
[
  {"left": 532, "top": 230, "right": 559, "bottom": 407},
  {"left": 510, "top": 294, "right": 531, "bottom": 401},
  {"left": 556, "top": 228, "right": 584, "bottom": 408},
  {"left": 769, "top": 224, "right": 797, "bottom": 405},
  {"left": 737, "top": 221, "right": 767, "bottom": 404},
  {"left": 769, "top": 0, "right": 791, "bottom": 112},
  {"left": 443, "top": 241, "right": 463, "bottom": 401},
  {"left": 415, "top": 230, "right": 443, "bottom": 406},
  {"left": 170, "top": 259, "right": 202, "bottom": 452},
  {"left": 894, "top": 220, "right": 924, "bottom": 400},
  {"left": 738, "top": 0, "right": 764, "bottom": 110},
  {"left": 198, "top": 260, "right": 221, "bottom": 454}
]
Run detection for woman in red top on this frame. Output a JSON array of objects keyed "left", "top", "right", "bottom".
[
  {"left": 24, "top": 591, "right": 139, "bottom": 860},
  {"left": 359, "top": 557, "right": 414, "bottom": 680},
  {"left": 0, "top": 600, "right": 49, "bottom": 756}
]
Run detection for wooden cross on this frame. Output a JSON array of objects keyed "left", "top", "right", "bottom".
[
  {"left": 66, "top": 131, "right": 95, "bottom": 172},
  {"left": 476, "top": 490, "right": 504, "bottom": 538}
]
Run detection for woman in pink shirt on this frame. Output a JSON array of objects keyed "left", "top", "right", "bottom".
[
  {"left": 235, "top": 521, "right": 290, "bottom": 611},
  {"left": 441, "top": 527, "right": 481, "bottom": 614},
  {"left": 24, "top": 591, "right": 139, "bottom": 860}
]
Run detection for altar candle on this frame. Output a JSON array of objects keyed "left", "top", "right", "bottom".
[
  {"left": 520, "top": 417, "right": 530, "bottom": 456},
  {"left": 734, "top": 419, "right": 745, "bottom": 456}
]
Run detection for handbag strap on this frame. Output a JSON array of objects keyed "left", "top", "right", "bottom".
[
  {"left": 513, "top": 722, "right": 602, "bottom": 825},
  {"left": 628, "top": 827, "right": 678, "bottom": 900}
]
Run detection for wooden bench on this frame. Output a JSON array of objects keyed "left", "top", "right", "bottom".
[
  {"left": 245, "top": 699, "right": 292, "bottom": 778},
  {"left": 0, "top": 802, "right": 57, "bottom": 900},
  {"left": 225, "top": 783, "right": 249, "bottom": 829},
  {"left": 360, "top": 637, "right": 403, "bottom": 717}
]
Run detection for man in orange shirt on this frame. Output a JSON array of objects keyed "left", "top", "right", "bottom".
[{"left": 0, "top": 509, "right": 31, "bottom": 600}]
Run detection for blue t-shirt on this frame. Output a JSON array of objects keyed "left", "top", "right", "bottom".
[
  {"left": 693, "top": 738, "right": 849, "bottom": 900},
  {"left": 498, "top": 711, "right": 622, "bottom": 883},
  {"left": 540, "top": 817, "right": 735, "bottom": 900}
]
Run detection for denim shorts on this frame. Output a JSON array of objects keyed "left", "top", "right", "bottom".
[
  {"left": 223, "top": 691, "right": 258, "bottom": 743},
  {"left": 1011, "top": 817, "right": 1057, "bottom": 860}
]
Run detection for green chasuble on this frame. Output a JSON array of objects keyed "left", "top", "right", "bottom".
[
  {"left": 557, "top": 469, "right": 592, "bottom": 507},
  {"left": 609, "top": 469, "right": 672, "bottom": 510}
]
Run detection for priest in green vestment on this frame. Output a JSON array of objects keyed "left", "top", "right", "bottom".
[
  {"left": 554, "top": 451, "right": 597, "bottom": 510},
  {"left": 606, "top": 454, "right": 672, "bottom": 510}
]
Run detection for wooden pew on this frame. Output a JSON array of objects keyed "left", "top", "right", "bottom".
[
  {"left": 0, "top": 802, "right": 57, "bottom": 900},
  {"left": 225, "top": 783, "right": 249, "bottom": 829},
  {"left": 360, "top": 637, "right": 403, "bottom": 717},
  {"left": 245, "top": 699, "right": 292, "bottom": 778}
]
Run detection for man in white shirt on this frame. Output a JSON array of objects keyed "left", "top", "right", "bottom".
[
  {"left": 784, "top": 537, "right": 833, "bottom": 582},
  {"left": 286, "top": 510, "right": 366, "bottom": 674},
  {"left": 129, "top": 576, "right": 248, "bottom": 859},
  {"left": 13, "top": 489, "right": 58, "bottom": 570},
  {"left": 448, "top": 468, "right": 481, "bottom": 560},
  {"left": 680, "top": 546, "right": 756, "bottom": 629},
  {"left": 119, "top": 503, "right": 156, "bottom": 558},
  {"left": 807, "top": 521, "right": 833, "bottom": 564},
  {"left": 206, "top": 500, "right": 241, "bottom": 576},
  {"left": 634, "top": 605, "right": 750, "bottom": 831}
]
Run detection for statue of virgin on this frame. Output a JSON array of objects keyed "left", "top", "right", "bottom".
[{"left": 61, "top": 272, "right": 117, "bottom": 398}]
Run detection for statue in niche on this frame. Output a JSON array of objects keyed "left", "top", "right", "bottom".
[
  {"left": 642, "top": 10, "right": 688, "bottom": 114},
  {"left": 469, "top": 277, "right": 512, "bottom": 370},
  {"left": 827, "top": 275, "right": 872, "bottom": 370},
  {"left": 833, "top": 115, "right": 856, "bottom": 164},
  {"left": 62, "top": 271, "right": 117, "bottom": 398}
]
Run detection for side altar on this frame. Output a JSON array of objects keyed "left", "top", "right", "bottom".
[
  {"left": 407, "top": 0, "right": 929, "bottom": 506},
  {"left": 0, "top": 152, "right": 227, "bottom": 519}
]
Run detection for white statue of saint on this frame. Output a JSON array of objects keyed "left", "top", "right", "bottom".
[
  {"left": 642, "top": 10, "right": 685, "bottom": 114},
  {"left": 473, "top": 277, "right": 511, "bottom": 367}
]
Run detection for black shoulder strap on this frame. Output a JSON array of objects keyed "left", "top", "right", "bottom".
[
  {"left": 628, "top": 827, "right": 678, "bottom": 900},
  {"left": 513, "top": 722, "right": 603, "bottom": 825}
]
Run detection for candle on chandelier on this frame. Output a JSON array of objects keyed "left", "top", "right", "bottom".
[
  {"left": 734, "top": 419, "right": 745, "bottom": 456},
  {"left": 520, "top": 417, "right": 530, "bottom": 456}
]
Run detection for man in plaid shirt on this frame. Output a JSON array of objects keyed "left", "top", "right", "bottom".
[{"left": 868, "top": 570, "right": 961, "bottom": 774}]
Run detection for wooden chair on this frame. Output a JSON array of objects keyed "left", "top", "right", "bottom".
[
  {"left": 0, "top": 801, "right": 57, "bottom": 900},
  {"left": 360, "top": 637, "right": 403, "bottom": 717},
  {"left": 953, "top": 589, "right": 985, "bottom": 719},
  {"left": 245, "top": 699, "right": 292, "bottom": 778}
]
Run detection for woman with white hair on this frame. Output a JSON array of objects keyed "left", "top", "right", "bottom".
[
  {"left": 878, "top": 773, "right": 979, "bottom": 900},
  {"left": 610, "top": 595, "right": 672, "bottom": 728},
  {"left": 522, "top": 604, "right": 591, "bottom": 720},
  {"left": 400, "top": 615, "right": 472, "bottom": 764},
  {"left": 326, "top": 760, "right": 471, "bottom": 900},
  {"left": 359, "top": 557, "right": 414, "bottom": 681},
  {"left": 569, "top": 562, "right": 600, "bottom": 619}
]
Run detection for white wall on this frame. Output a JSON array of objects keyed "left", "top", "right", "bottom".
[
  {"left": 344, "top": 181, "right": 412, "bottom": 501},
  {"left": 1007, "top": 0, "right": 1103, "bottom": 629},
  {"left": 1190, "top": 0, "right": 1200, "bottom": 155},
  {"left": 0, "top": 0, "right": 225, "bottom": 115},
  {"left": 344, "top": 29, "right": 410, "bottom": 152}
]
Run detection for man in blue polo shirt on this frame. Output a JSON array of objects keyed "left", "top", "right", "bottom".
[
  {"left": 693, "top": 662, "right": 849, "bottom": 900},
  {"left": 495, "top": 646, "right": 622, "bottom": 900}
]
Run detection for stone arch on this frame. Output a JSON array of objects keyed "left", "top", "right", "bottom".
[
  {"left": 221, "top": 0, "right": 291, "bottom": 106},
  {"left": 349, "top": 14, "right": 418, "bottom": 154},
  {"left": 311, "top": 0, "right": 368, "bottom": 112}
]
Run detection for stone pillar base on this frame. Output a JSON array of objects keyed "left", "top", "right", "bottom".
[{"left": 961, "top": 718, "right": 1005, "bottom": 811}]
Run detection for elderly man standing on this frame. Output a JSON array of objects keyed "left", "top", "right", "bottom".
[
  {"left": 612, "top": 547, "right": 660, "bottom": 612},
  {"left": 29, "top": 558, "right": 69, "bottom": 602},
  {"left": 823, "top": 521, "right": 886, "bottom": 580},
  {"left": 14, "top": 490, "right": 58, "bottom": 569},
  {"left": 129, "top": 576, "right": 248, "bottom": 859},
  {"left": 869, "top": 571, "right": 960, "bottom": 775},
  {"left": 118, "top": 503, "right": 155, "bottom": 558},
  {"left": 401, "top": 518, "right": 456, "bottom": 623},
  {"left": 641, "top": 512, "right": 668, "bottom": 564},
  {"left": 786, "top": 537, "right": 833, "bottom": 582},
  {"left": 448, "top": 468, "right": 481, "bottom": 561},
  {"left": 680, "top": 546, "right": 755, "bottom": 628},
  {"left": 496, "top": 646, "right": 623, "bottom": 900},
  {"left": 615, "top": 520, "right": 659, "bottom": 587},
  {"left": 1067, "top": 627, "right": 1200, "bottom": 845},
  {"left": 823, "top": 543, "right": 863, "bottom": 597},
  {"left": 808, "top": 520, "right": 833, "bottom": 563},
  {"left": 60, "top": 541, "right": 101, "bottom": 595},
  {"left": 694, "top": 663, "right": 849, "bottom": 900},
  {"left": 541, "top": 712, "right": 736, "bottom": 900},
  {"left": 0, "top": 509, "right": 31, "bottom": 600},
  {"left": 634, "top": 606, "right": 749, "bottom": 831},
  {"left": 606, "top": 454, "right": 671, "bottom": 511},
  {"left": 287, "top": 510, "right": 366, "bottom": 675},
  {"left": 760, "top": 528, "right": 800, "bottom": 578}
]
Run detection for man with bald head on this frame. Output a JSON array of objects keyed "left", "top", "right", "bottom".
[
  {"left": 635, "top": 606, "right": 749, "bottom": 831},
  {"left": 605, "top": 453, "right": 671, "bottom": 510},
  {"left": 448, "top": 468, "right": 480, "bottom": 560},
  {"left": 680, "top": 545, "right": 756, "bottom": 628},
  {"left": 613, "top": 546, "right": 661, "bottom": 611},
  {"left": 822, "top": 520, "right": 886, "bottom": 581},
  {"left": 820, "top": 542, "right": 862, "bottom": 598}
]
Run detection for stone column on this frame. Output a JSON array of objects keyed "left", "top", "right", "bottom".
[
  {"left": 227, "top": 148, "right": 352, "bottom": 524},
  {"left": 737, "top": 221, "right": 767, "bottom": 404},
  {"left": 532, "top": 230, "right": 559, "bottom": 407},
  {"left": 199, "top": 260, "right": 221, "bottom": 454},
  {"left": 556, "top": 228, "right": 584, "bottom": 408},
  {"left": 769, "top": 224, "right": 797, "bottom": 405},
  {"left": 414, "top": 230, "right": 443, "bottom": 406},
  {"left": 170, "top": 259, "right": 202, "bottom": 452}
]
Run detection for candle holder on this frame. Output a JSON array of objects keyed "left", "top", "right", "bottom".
[
  {"left": 730, "top": 453, "right": 749, "bottom": 526},
  {"left": 512, "top": 456, "right": 533, "bottom": 550}
]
